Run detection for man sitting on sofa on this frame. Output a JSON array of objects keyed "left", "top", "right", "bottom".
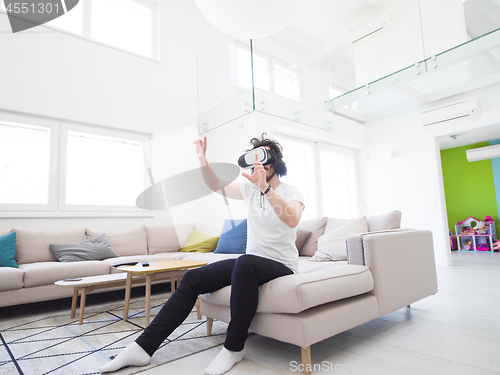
[{"left": 99, "top": 133, "right": 304, "bottom": 375}]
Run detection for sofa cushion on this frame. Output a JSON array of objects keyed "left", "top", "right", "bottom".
[
  {"left": 200, "top": 263, "right": 373, "bottom": 314},
  {"left": 297, "top": 217, "right": 328, "bottom": 256},
  {"left": 50, "top": 233, "right": 119, "bottom": 262},
  {"left": 180, "top": 229, "right": 219, "bottom": 253},
  {"left": 0, "top": 267, "right": 24, "bottom": 291},
  {"left": 0, "top": 232, "right": 18, "bottom": 268},
  {"left": 324, "top": 218, "right": 352, "bottom": 233},
  {"left": 367, "top": 210, "right": 402, "bottom": 232},
  {"left": 13, "top": 227, "right": 87, "bottom": 264},
  {"left": 145, "top": 224, "right": 193, "bottom": 254},
  {"left": 311, "top": 216, "right": 368, "bottom": 262},
  {"left": 295, "top": 229, "right": 311, "bottom": 252},
  {"left": 86, "top": 226, "right": 148, "bottom": 257},
  {"left": 214, "top": 219, "right": 247, "bottom": 254},
  {"left": 20, "top": 261, "right": 111, "bottom": 288}
]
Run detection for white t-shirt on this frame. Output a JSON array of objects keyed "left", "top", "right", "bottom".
[{"left": 240, "top": 181, "right": 304, "bottom": 273}]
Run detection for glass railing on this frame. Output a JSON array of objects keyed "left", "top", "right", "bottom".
[
  {"left": 197, "top": 34, "right": 337, "bottom": 134},
  {"left": 327, "top": 27, "right": 500, "bottom": 121},
  {"left": 198, "top": 0, "right": 500, "bottom": 131}
]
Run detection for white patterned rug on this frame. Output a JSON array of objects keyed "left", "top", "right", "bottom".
[{"left": 0, "top": 295, "right": 227, "bottom": 375}]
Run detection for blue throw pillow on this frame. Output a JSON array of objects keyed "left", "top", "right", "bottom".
[
  {"left": 0, "top": 232, "right": 18, "bottom": 268},
  {"left": 214, "top": 219, "right": 247, "bottom": 254}
]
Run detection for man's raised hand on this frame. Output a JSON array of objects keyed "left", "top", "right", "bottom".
[
  {"left": 242, "top": 154, "right": 267, "bottom": 192},
  {"left": 193, "top": 136, "right": 207, "bottom": 160}
]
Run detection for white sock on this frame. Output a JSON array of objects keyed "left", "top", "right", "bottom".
[
  {"left": 204, "top": 346, "right": 245, "bottom": 375},
  {"left": 99, "top": 342, "right": 151, "bottom": 373}
]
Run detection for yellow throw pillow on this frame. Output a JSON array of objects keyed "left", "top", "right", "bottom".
[{"left": 180, "top": 229, "right": 219, "bottom": 253}]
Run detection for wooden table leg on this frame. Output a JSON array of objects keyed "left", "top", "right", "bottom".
[
  {"left": 79, "top": 288, "right": 87, "bottom": 325},
  {"left": 123, "top": 273, "right": 133, "bottom": 322},
  {"left": 70, "top": 287, "right": 78, "bottom": 319},
  {"left": 145, "top": 274, "right": 152, "bottom": 327}
]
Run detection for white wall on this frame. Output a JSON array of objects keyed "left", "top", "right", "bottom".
[
  {"left": 0, "top": 1, "right": 224, "bottom": 231},
  {"left": 357, "top": 110, "right": 451, "bottom": 266},
  {"left": 357, "top": 82, "right": 500, "bottom": 267}
]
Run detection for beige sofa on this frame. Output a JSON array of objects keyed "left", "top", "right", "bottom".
[
  {"left": 0, "top": 222, "right": 235, "bottom": 308},
  {"left": 0, "top": 211, "right": 437, "bottom": 375},
  {"left": 199, "top": 213, "right": 438, "bottom": 375}
]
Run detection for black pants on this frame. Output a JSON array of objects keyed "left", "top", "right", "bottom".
[{"left": 135, "top": 254, "right": 293, "bottom": 355}]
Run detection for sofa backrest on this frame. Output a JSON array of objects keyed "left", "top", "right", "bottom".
[
  {"left": 298, "top": 210, "right": 402, "bottom": 259},
  {"left": 145, "top": 223, "right": 194, "bottom": 254},
  {"left": 13, "top": 227, "right": 87, "bottom": 264},
  {"left": 0, "top": 229, "right": 11, "bottom": 236},
  {"left": 86, "top": 225, "right": 148, "bottom": 257},
  {"left": 366, "top": 210, "right": 402, "bottom": 232}
]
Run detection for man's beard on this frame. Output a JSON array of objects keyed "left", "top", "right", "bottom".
[{"left": 266, "top": 170, "right": 276, "bottom": 182}]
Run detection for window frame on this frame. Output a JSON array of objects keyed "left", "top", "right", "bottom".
[
  {"left": 0, "top": 111, "right": 152, "bottom": 218},
  {"left": 317, "top": 142, "right": 359, "bottom": 219},
  {"left": 231, "top": 42, "right": 303, "bottom": 102},
  {"left": 0, "top": 0, "right": 160, "bottom": 61},
  {"left": 0, "top": 117, "right": 58, "bottom": 212},
  {"left": 275, "top": 131, "right": 359, "bottom": 220},
  {"left": 58, "top": 123, "right": 151, "bottom": 212}
]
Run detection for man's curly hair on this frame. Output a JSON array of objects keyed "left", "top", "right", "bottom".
[{"left": 247, "top": 133, "right": 287, "bottom": 177}]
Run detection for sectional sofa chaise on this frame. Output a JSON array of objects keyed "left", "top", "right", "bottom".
[{"left": 0, "top": 211, "right": 438, "bottom": 374}]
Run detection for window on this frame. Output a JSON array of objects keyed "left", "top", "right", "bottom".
[
  {"left": 0, "top": 114, "right": 150, "bottom": 215},
  {"left": 274, "top": 64, "right": 300, "bottom": 102},
  {"left": 63, "top": 130, "right": 146, "bottom": 209},
  {"left": 275, "top": 136, "right": 318, "bottom": 220},
  {"left": 319, "top": 148, "right": 358, "bottom": 218},
  {"left": 276, "top": 133, "right": 359, "bottom": 220},
  {"left": 1, "top": 0, "right": 159, "bottom": 60},
  {"left": 0, "top": 121, "right": 51, "bottom": 206},
  {"left": 91, "top": 0, "right": 154, "bottom": 58},
  {"left": 230, "top": 45, "right": 301, "bottom": 101},
  {"left": 230, "top": 46, "right": 269, "bottom": 91},
  {"left": 46, "top": 0, "right": 84, "bottom": 35}
]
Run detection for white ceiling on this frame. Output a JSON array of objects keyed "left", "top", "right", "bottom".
[{"left": 283, "top": 0, "right": 500, "bottom": 50}]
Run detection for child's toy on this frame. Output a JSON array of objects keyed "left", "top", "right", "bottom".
[
  {"left": 455, "top": 216, "right": 497, "bottom": 252},
  {"left": 477, "top": 243, "right": 490, "bottom": 251},
  {"left": 463, "top": 240, "right": 472, "bottom": 251}
]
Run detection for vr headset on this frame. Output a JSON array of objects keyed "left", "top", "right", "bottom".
[{"left": 238, "top": 147, "right": 276, "bottom": 169}]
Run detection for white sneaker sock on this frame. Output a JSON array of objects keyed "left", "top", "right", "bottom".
[
  {"left": 99, "top": 342, "right": 151, "bottom": 373},
  {"left": 204, "top": 347, "right": 245, "bottom": 375}
]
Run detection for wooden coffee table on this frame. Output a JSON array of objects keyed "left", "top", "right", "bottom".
[
  {"left": 118, "top": 260, "right": 207, "bottom": 327},
  {"left": 55, "top": 260, "right": 207, "bottom": 326}
]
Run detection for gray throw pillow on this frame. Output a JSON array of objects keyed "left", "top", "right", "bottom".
[{"left": 50, "top": 233, "right": 119, "bottom": 262}]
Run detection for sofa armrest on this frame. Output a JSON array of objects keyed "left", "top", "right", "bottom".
[
  {"left": 348, "top": 229, "right": 438, "bottom": 316},
  {"left": 346, "top": 229, "right": 416, "bottom": 265}
]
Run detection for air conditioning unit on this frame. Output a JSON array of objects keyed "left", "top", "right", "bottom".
[
  {"left": 466, "top": 144, "right": 500, "bottom": 162},
  {"left": 348, "top": 14, "right": 391, "bottom": 43},
  {"left": 420, "top": 97, "right": 481, "bottom": 126}
]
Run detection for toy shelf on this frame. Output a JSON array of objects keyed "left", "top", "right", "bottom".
[{"left": 455, "top": 216, "right": 497, "bottom": 252}]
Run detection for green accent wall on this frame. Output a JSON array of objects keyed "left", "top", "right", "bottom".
[{"left": 441, "top": 142, "right": 499, "bottom": 235}]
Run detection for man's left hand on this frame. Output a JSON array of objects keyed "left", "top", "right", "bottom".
[{"left": 242, "top": 155, "right": 268, "bottom": 192}]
